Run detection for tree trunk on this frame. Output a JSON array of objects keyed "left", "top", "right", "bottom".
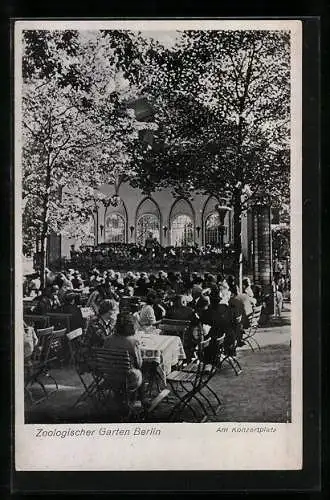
[
  {"left": 232, "top": 190, "right": 242, "bottom": 286},
  {"left": 40, "top": 161, "right": 52, "bottom": 289}
]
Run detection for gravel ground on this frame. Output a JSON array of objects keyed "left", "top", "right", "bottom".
[{"left": 25, "top": 343, "right": 291, "bottom": 424}]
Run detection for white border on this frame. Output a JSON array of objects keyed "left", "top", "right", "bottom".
[{"left": 15, "top": 19, "right": 302, "bottom": 471}]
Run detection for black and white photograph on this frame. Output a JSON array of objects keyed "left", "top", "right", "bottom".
[{"left": 15, "top": 19, "right": 302, "bottom": 471}]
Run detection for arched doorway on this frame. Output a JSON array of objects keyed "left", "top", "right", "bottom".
[
  {"left": 169, "top": 198, "right": 195, "bottom": 246},
  {"left": 104, "top": 213, "right": 126, "bottom": 243},
  {"left": 171, "top": 214, "right": 194, "bottom": 246},
  {"left": 135, "top": 197, "right": 161, "bottom": 246},
  {"left": 136, "top": 213, "right": 160, "bottom": 246},
  {"left": 205, "top": 212, "right": 222, "bottom": 245}
]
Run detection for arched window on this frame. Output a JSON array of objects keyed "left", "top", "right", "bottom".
[
  {"left": 205, "top": 212, "right": 222, "bottom": 245},
  {"left": 171, "top": 214, "right": 194, "bottom": 246},
  {"left": 136, "top": 214, "right": 160, "bottom": 246},
  {"left": 104, "top": 213, "right": 126, "bottom": 243}
]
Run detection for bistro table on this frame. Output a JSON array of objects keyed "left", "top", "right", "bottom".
[{"left": 135, "top": 332, "right": 186, "bottom": 386}]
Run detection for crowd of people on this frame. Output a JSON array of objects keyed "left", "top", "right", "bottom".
[
  {"left": 67, "top": 242, "right": 236, "bottom": 273},
  {"left": 25, "top": 266, "right": 267, "bottom": 409},
  {"left": 24, "top": 265, "right": 267, "bottom": 356}
]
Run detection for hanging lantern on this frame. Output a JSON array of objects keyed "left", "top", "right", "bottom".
[{"left": 110, "top": 194, "right": 121, "bottom": 207}]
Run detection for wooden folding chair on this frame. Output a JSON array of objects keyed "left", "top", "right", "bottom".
[
  {"left": 159, "top": 319, "right": 191, "bottom": 366},
  {"left": 24, "top": 314, "right": 50, "bottom": 329},
  {"left": 68, "top": 329, "right": 99, "bottom": 410},
  {"left": 159, "top": 319, "right": 191, "bottom": 342},
  {"left": 242, "top": 305, "right": 263, "bottom": 352},
  {"left": 46, "top": 312, "right": 72, "bottom": 333},
  {"left": 49, "top": 328, "right": 68, "bottom": 367},
  {"left": 25, "top": 326, "right": 57, "bottom": 406},
  {"left": 91, "top": 348, "right": 140, "bottom": 421},
  {"left": 166, "top": 338, "right": 222, "bottom": 422},
  {"left": 214, "top": 336, "right": 242, "bottom": 376}
]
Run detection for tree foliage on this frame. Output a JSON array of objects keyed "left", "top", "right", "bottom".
[
  {"left": 21, "top": 29, "right": 156, "bottom": 277},
  {"left": 21, "top": 28, "right": 291, "bottom": 280},
  {"left": 129, "top": 30, "right": 291, "bottom": 272}
]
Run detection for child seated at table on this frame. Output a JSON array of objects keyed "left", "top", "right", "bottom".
[{"left": 103, "top": 312, "right": 145, "bottom": 408}]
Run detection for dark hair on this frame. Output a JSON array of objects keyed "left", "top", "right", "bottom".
[
  {"left": 99, "top": 299, "right": 115, "bottom": 316},
  {"left": 55, "top": 276, "right": 64, "bottom": 288},
  {"left": 242, "top": 278, "right": 251, "bottom": 288},
  {"left": 173, "top": 295, "right": 185, "bottom": 307},
  {"left": 63, "top": 292, "right": 77, "bottom": 304},
  {"left": 209, "top": 287, "right": 220, "bottom": 305},
  {"left": 146, "top": 290, "right": 157, "bottom": 304},
  {"left": 115, "top": 312, "right": 136, "bottom": 337},
  {"left": 229, "top": 283, "right": 239, "bottom": 296}
]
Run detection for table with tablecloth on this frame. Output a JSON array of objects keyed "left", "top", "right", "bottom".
[{"left": 135, "top": 333, "right": 186, "bottom": 385}]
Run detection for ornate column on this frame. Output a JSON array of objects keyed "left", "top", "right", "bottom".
[{"left": 252, "top": 193, "right": 273, "bottom": 291}]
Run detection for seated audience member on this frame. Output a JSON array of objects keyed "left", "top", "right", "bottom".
[
  {"left": 242, "top": 277, "right": 257, "bottom": 306},
  {"left": 23, "top": 321, "right": 38, "bottom": 360},
  {"left": 167, "top": 295, "right": 195, "bottom": 322},
  {"left": 191, "top": 285, "right": 210, "bottom": 317},
  {"left": 89, "top": 269, "right": 102, "bottom": 289},
  {"left": 84, "top": 299, "right": 116, "bottom": 349},
  {"left": 122, "top": 277, "right": 135, "bottom": 297},
  {"left": 58, "top": 292, "right": 84, "bottom": 331},
  {"left": 55, "top": 273, "right": 73, "bottom": 301},
  {"left": 229, "top": 283, "right": 254, "bottom": 331},
  {"left": 71, "top": 271, "right": 84, "bottom": 291},
  {"left": 181, "top": 267, "right": 192, "bottom": 289},
  {"left": 200, "top": 286, "right": 236, "bottom": 359},
  {"left": 33, "top": 285, "right": 60, "bottom": 314},
  {"left": 113, "top": 272, "right": 125, "bottom": 292},
  {"left": 86, "top": 283, "right": 107, "bottom": 315},
  {"left": 182, "top": 285, "right": 194, "bottom": 305},
  {"left": 138, "top": 290, "right": 162, "bottom": 333},
  {"left": 30, "top": 273, "right": 41, "bottom": 295},
  {"left": 104, "top": 312, "right": 142, "bottom": 370},
  {"left": 103, "top": 312, "right": 145, "bottom": 409},
  {"left": 134, "top": 274, "right": 149, "bottom": 297},
  {"left": 227, "top": 275, "right": 239, "bottom": 295},
  {"left": 24, "top": 321, "right": 39, "bottom": 378},
  {"left": 103, "top": 281, "right": 120, "bottom": 302},
  {"left": 148, "top": 274, "right": 157, "bottom": 289},
  {"left": 153, "top": 291, "right": 167, "bottom": 322}
]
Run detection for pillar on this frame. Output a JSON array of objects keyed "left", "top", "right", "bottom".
[{"left": 252, "top": 197, "right": 273, "bottom": 291}]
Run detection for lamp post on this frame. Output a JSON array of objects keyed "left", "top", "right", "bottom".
[
  {"left": 93, "top": 208, "right": 99, "bottom": 245},
  {"left": 215, "top": 199, "right": 232, "bottom": 275},
  {"left": 215, "top": 199, "right": 232, "bottom": 249},
  {"left": 130, "top": 225, "right": 135, "bottom": 240}
]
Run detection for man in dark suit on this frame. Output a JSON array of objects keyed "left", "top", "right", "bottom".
[{"left": 58, "top": 292, "right": 84, "bottom": 331}]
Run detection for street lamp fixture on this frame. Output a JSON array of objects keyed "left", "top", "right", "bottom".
[
  {"left": 196, "top": 226, "right": 201, "bottom": 238},
  {"left": 130, "top": 225, "right": 135, "bottom": 237},
  {"left": 215, "top": 199, "right": 232, "bottom": 250},
  {"left": 110, "top": 194, "right": 121, "bottom": 207},
  {"left": 163, "top": 226, "right": 168, "bottom": 237}
]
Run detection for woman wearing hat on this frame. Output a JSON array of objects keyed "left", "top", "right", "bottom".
[{"left": 84, "top": 299, "right": 117, "bottom": 350}]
